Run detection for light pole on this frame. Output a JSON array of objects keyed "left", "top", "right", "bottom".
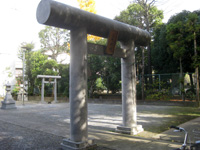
[{"left": 21, "top": 46, "right": 28, "bottom": 105}]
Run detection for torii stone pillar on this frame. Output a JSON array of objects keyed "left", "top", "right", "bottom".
[
  {"left": 69, "top": 28, "right": 88, "bottom": 142},
  {"left": 116, "top": 41, "right": 143, "bottom": 134},
  {"left": 36, "top": 0, "right": 150, "bottom": 149},
  {"left": 37, "top": 75, "right": 61, "bottom": 104}
]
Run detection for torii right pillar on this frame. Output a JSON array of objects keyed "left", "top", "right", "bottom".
[{"left": 117, "top": 40, "right": 143, "bottom": 135}]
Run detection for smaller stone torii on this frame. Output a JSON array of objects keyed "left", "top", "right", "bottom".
[{"left": 37, "top": 75, "right": 61, "bottom": 104}]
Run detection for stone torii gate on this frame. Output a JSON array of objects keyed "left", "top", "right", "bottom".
[
  {"left": 36, "top": 0, "right": 150, "bottom": 149},
  {"left": 37, "top": 75, "right": 61, "bottom": 104}
]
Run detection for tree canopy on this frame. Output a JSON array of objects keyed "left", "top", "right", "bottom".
[{"left": 38, "top": 26, "right": 70, "bottom": 62}]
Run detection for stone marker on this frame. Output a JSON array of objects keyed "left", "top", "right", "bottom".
[{"left": 1, "top": 83, "right": 17, "bottom": 110}]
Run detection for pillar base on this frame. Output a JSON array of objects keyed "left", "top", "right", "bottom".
[
  {"left": 116, "top": 125, "right": 143, "bottom": 135},
  {"left": 40, "top": 101, "right": 47, "bottom": 104},
  {"left": 1, "top": 101, "right": 17, "bottom": 110},
  {"left": 61, "top": 138, "right": 97, "bottom": 150},
  {"left": 51, "top": 100, "right": 58, "bottom": 104}
]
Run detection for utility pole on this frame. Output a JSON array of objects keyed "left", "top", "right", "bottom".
[{"left": 21, "top": 47, "right": 28, "bottom": 105}]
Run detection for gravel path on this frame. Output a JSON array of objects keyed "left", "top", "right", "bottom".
[{"left": 0, "top": 102, "right": 188, "bottom": 150}]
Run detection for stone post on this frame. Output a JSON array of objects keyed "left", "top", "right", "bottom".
[
  {"left": 41, "top": 78, "right": 46, "bottom": 104},
  {"left": 116, "top": 40, "right": 143, "bottom": 135},
  {"left": 1, "top": 83, "right": 17, "bottom": 109},
  {"left": 61, "top": 28, "right": 95, "bottom": 150},
  {"left": 52, "top": 78, "right": 58, "bottom": 103}
]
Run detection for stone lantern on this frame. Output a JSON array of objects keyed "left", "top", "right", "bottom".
[{"left": 1, "top": 83, "right": 17, "bottom": 109}]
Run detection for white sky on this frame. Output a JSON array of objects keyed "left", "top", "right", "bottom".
[
  {"left": 0, "top": 0, "right": 199, "bottom": 90},
  {"left": 0, "top": 0, "right": 199, "bottom": 55}
]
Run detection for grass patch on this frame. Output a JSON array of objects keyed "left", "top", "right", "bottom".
[
  {"left": 140, "top": 106, "right": 200, "bottom": 135},
  {"left": 145, "top": 115, "right": 197, "bottom": 134}
]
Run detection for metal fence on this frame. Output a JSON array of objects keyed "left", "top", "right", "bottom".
[
  {"left": 3, "top": 72, "right": 199, "bottom": 102},
  {"left": 138, "top": 73, "right": 197, "bottom": 101}
]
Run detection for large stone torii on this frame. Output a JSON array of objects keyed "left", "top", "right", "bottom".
[{"left": 36, "top": 0, "right": 151, "bottom": 149}]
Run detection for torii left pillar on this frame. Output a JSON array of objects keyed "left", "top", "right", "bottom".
[{"left": 61, "top": 28, "right": 96, "bottom": 149}]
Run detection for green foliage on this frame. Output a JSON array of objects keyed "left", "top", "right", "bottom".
[
  {"left": 101, "top": 56, "right": 121, "bottom": 94},
  {"left": 153, "top": 10, "right": 200, "bottom": 74},
  {"left": 185, "top": 12, "right": 200, "bottom": 69},
  {"left": 115, "top": 1, "right": 163, "bottom": 80},
  {"left": 95, "top": 78, "right": 106, "bottom": 92},
  {"left": 57, "top": 64, "right": 70, "bottom": 97},
  {"left": 152, "top": 24, "right": 179, "bottom": 73},
  {"left": 185, "top": 90, "right": 196, "bottom": 100},
  {"left": 136, "top": 83, "right": 142, "bottom": 100},
  {"left": 87, "top": 38, "right": 122, "bottom": 95},
  {"left": 42, "top": 59, "right": 58, "bottom": 75},
  {"left": 26, "top": 50, "right": 58, "bottom": 95},
  {"left": 167, "top": 21, "right": 186, "bottom": 60},
  {"left": 11, "top": 85, "right": 20, "bottom": 97},
  {"left": 115, "top": 2, "right": 163, "bottom": 31},
  {"left": 145, "top": 79, "right": 171, "bottom": 101},
  {"left": 88, "top": 54, "right": 104, "bottom": 97},
  {"left": 18, "top": 42, "right": 35, "bottom": 60}
]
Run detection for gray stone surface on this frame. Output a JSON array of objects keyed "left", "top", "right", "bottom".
[
  {"left": 118, "top": 41, "right": 143, "bottom": 135},
  {"left": 65, "top": 28, "right": 91, "bottom": 149}
]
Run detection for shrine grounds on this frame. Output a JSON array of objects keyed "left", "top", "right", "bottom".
[{"left": 0, "top": 101, "right": 200, "bottom": 150}]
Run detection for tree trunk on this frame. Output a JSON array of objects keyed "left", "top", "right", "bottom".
[
  {"left": 194, "top": 31, "right": 199, "bottom": 107},
  {"left": 147, "top": 44, "right": 152, "bottom": 84},
  {"left": 189, "top": 74, "right": 194, "bottom": 87},
  {"left": 142, "top": 47, "right": 145, "bottom": 101},
  {"left": 196, "top": 67, "right": 199, "bottom": 107},
  {"left": 179, "top": 57, "right": 185, "bottom": 101}
]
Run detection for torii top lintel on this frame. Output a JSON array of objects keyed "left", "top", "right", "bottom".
[{"left": 36, "top": 0, "right": 151, "bottom": 46}]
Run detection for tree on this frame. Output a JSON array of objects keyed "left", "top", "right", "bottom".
[
  {"left": 77, "top": 0, "right": 102, "bottom": 41},
  {"left": 167, "top": 20, "right": 187, "bottom": 100},
  {"left": 116, "top": 1, "right": 163, "bottom": 80},
  {"left": 185, "top": 12, "right": 200, "bottom": 105},
  {"left": 38, "top": 26, "right": 70, "bottom": 62},
  {"left": 101, "top": 56, "right": 121, "bottom": 94},
  {"left": 88, "top": 54, "right": 104, "bottom": 97},
  {"left": 152, "top": 24, "right": 179, "bottom": 74},
  {"left": 27, "top": 51, "right": 58, "bottom": 95},
  {"left": 18, "top": 42, "right": 35, "bottom": 93},
  {"left": 57, "top": 64, "right": 70, "bottom": 97},
  {"left": 115, "top": 1, "right": 163, "bottom": 99},
  {"left": 18, "top": 42, "right": 34, "bottom": 60},
  {"left": 166, "top": 10, "right": 198, "bottom": 101}
]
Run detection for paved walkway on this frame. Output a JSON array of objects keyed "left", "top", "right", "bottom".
[{"left": 0, "top": 102, "right": 199, "bottom": 150}]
